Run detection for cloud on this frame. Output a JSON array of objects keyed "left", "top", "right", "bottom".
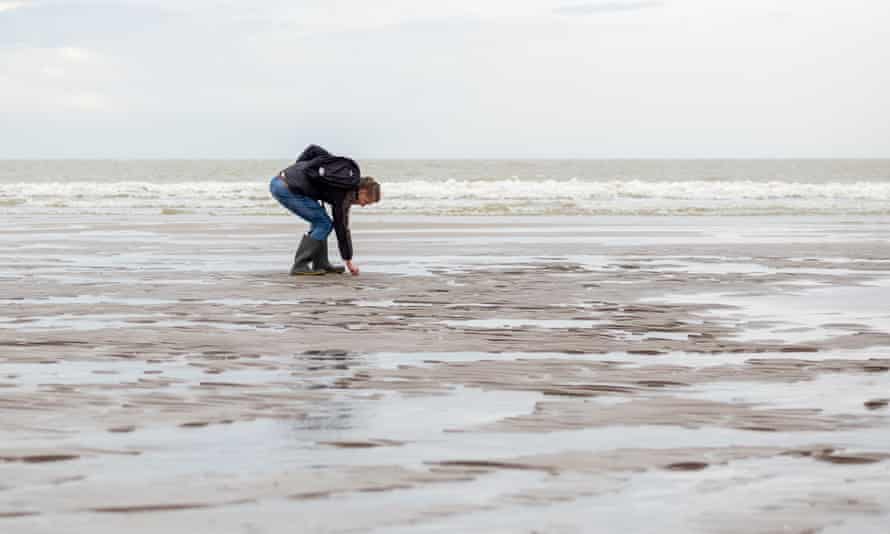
[
  {"left": 0, "top": 44, "right": 118, "bottom": 113},
  {"left": 0, "top": 2, "right": 172, "bottom": 47},
  {"left": 2, "top": 0, "right": 889, "bottom": 158},
  {"left": 0, "top": 0, "right": 30, "bottom": 13},
  {"left": 553, "top": 1, "right": 664, "bottom": 16},
  {"left": 59, "top": 46, "right": 90, "bottom": 62}
]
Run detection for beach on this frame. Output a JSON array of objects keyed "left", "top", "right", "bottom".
[
  {"left": 5, "top": 0, "right": 890, "bottom": 527},
  {"left": 2, "top": 212, "right": 889, "bottom": 533}
]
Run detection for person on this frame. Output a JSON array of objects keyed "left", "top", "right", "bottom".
[{"left": 269, "top": 145, "right": 381, "bottom": 276}]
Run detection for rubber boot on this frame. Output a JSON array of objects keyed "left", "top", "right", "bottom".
[
  {"left": 313, "top": 238, "right": 346, "bottom": 274},
  {"left": 289, "top": 235, "right": 326, "bottom": 276}
]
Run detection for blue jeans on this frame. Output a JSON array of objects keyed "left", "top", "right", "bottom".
[{"left": 269, "top": 177, "right": 333, "bottom": 241}]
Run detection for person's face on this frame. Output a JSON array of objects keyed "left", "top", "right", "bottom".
[{"left": 356, "top": 189, "right": 375, "bottom": 207}]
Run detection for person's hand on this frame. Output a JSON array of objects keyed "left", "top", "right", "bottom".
[{"left": 346, "top": 260, "right": 360, "bottom": 276}]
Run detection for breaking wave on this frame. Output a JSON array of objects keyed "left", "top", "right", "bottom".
[{"left": 3, "top": 179, "right": 890, "bottom": 216}]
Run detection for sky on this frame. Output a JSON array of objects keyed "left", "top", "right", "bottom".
[{"left": 1, "top": 0, "right": 889, "bottom": 158}]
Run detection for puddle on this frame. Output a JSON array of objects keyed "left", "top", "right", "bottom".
[
  {"left": 0, "top": 314, "right": 287, "bottom": 332},
  {"left": 81, "top": 406, "right": 890, "bottom": 478},
  {"left": 376, "top": 455, "right": 890, "bottom": 534},
  {"left": 340, "top": 386, "right": 543, "bottom": 441},
  {"left": 363, "top": 349, "right": 888, "bottom": 371},
  {"left": 729, "top": 325, "right": 857, "bottom": 344},
  {"left": 644, "top": 284, "right": 890, "bottom": 343},
  {"left": 625, "top": 331, "right": 691, "bottom": 342},
  {"left": 355, "top": 254, "right": 610, "bottom": 277},
  {"left": 0, "top": 296, "right": 178, "bottom": 306},
  {"left": 770, "top": 279, "right": 828, "bottom": 287},
  {"left": 363, "top": 351, "right": 609, "bottom": 370},
  {"left": 32, "top": 274, "right": 217, "bottom": 286},
  {"left": 645, "top": 261, "right": 773, "bottom": 275},
  {"left": 203, "top": 298, "right": 304, "bottom": 306},
  {"left": 442, "top": 319, "right": 605, "bottom": 329},
  {"left": 1, "top": 361, "right": 205, "bottom": 390},
  {"left": 351, "top": 300, "right": 434, "bottom": 308},
  {"left": 685, "top": 372, "right": 890, "bottom": 415},
  {"left": 0, "top": 359, "right": 330, "bottom": 392}
]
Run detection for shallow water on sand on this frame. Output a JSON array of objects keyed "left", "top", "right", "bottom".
[{"left": 2, "top": 215, "right": 890, "bottom": 533}]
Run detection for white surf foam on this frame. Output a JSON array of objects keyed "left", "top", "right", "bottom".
[{"left": 4, "top": 179, "right": 890, "bottom": 216}]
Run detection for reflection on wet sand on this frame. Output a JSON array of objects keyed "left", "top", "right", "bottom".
[{"left": 1, "top": 215, "right": 890, "bottom": 532}]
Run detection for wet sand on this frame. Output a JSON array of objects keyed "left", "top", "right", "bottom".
[{"left": 2, "top": 214, "right": 890, "bottom": 533}]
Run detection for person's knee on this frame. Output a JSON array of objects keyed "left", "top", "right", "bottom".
[
  {"left": 309, "top": 218, "right": 332, "bottom": 240},
  {"left": 269, "top": 177, "right": 285, "bottom": 199}
]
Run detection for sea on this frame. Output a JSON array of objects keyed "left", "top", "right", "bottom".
[{"left": 2, "top": 159, "right": 889, "bottom": 217}]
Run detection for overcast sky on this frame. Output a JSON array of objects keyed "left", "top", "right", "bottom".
[{"left": 1, "top": 0, "right": 888, "bottom": 158}]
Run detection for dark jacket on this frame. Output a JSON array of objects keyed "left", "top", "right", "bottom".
[{"left": 281, "top": 145, "right": 357, "bottom": 261}]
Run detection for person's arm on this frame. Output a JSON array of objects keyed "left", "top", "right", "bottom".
[
  {"left": 296, "top": 144, "right": 331, "bottom": 162},
  {"left": 331, "top": 196, "right": 357, "bottom": 274}
]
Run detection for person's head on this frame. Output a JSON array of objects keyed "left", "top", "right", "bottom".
[{"left": 355, "top": 176, "right": 381, "bottom": 207}]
